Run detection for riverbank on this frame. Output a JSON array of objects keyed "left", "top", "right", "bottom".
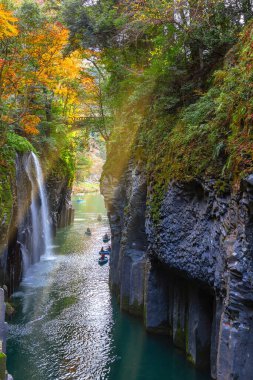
[{"left": 72, "top": 182, "right": 100, "bottom": 195}]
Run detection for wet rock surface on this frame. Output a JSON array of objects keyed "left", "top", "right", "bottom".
[
  {"left": 0, "top": 153, "right": 74, "bottom": 379},
  {"left": 0, "top": 153, "right": 74, "bottom": 294},
  {"left": 101, "top": 162, "right": 253, "bottom": 380},
  {"left": 0, "top": 288, "right": 13, "bottom": 380},
  {"left": 47, "top": 176, "right": 74, "bottom": 233}
]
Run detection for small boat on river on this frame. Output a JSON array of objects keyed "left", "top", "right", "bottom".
[
  {"left": 98, "top": 257, "right": 108, "bottom": 265},
  {"left": 99, "top": 250, "right": 110, "bottom": 255},
  {"left": 103, "top": 234, "right": 110, "bottom": 243}
]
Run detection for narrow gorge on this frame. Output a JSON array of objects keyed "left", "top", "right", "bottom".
[{"left": 1, "top": 0, "right": 253, "bottom": 379}]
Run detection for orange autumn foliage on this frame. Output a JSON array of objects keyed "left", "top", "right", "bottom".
[
  {"left": 0, "top": 4, "right": 18, "bottom": 40},
  {"left": 0, "top": 3, "right": 98, "bottom": 135},
  {"left": 20, "top": 115, "right": 41, "bottom": 135}
]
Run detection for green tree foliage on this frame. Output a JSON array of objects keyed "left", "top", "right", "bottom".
[
  {"left": 0, "top": 0, "right": 97, "bottom": 184},
  {"left": 1, "top": 0, "right": 253, "bottom": 203},
  {"left": 63, "top": 0, "right": 253, "bottom": 220}
]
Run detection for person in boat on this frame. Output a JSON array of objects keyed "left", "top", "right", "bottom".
[
  {"left": 101, "top": 253, "right": 105, "bottom": 260},
  {"left": 108, "top": 246, "right": 111, "bottom": 252},
  {"left": 100, "top": 247, "right": 104, "bottom": 253},
  {"left": 86, "top": 228, "right": 91, "bottom": 235},
  {"left": 104, "top": 233, "right": 109, "bottom": 240}
]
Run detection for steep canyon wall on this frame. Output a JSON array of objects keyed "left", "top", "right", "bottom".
[{"left": 101, "top": 163, "right": 253, "bottom": 380}]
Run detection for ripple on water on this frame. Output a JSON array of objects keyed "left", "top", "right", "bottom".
[
  {"left": 7, "top": 194, "right": 112, "bottom": 380},
  {"left": 7, "top": 194, "right": 210, "bottom": 380}
]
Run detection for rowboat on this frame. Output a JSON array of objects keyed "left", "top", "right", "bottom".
[{"left": 98, "top": 257, "right": 108, "bottom": 265}]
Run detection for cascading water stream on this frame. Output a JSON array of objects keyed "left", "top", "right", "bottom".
[{"left": 24, "top": 152, "right": 52, "bottom": 269}]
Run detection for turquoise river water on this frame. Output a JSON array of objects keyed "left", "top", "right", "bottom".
[{"left": 7, "top": 193, "right": 210, "bottom": 380}]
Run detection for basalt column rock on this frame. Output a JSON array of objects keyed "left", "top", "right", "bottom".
[
  {"left": 144, "top": 261, "right": 171, "bottom": 335},
  {"left": 102, "top": 159, "right": 253, "bottom": 379},
  {"left": 144, "top": 261, "right": 213, "bottom": 369},
  {"left": 146, "top": 179, "right": 253, "bottom": 379},
  {"left": 102, "top": 164, "right": 148, "bottom": 315},
  {"left": 187, "top": 286, "right": 213, "bottom": 369},
  {"left": 47, "top": 177, "right": 74, "bottom": 233},
  {"left": 0, "top": 288, "right": 13, "bottom": 380},
  {"left": 214, "top": 178, "right": 253, "bottom": 380},
  {"left": 4, "top": 154, "right": 32, "bottom": 295},
  {"left": 101, "top": 174, "right": 126, "bottom": 293}
]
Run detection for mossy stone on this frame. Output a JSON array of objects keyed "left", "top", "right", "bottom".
[{"left": 0, "top": 352, "right": 6, "bottom": 380}]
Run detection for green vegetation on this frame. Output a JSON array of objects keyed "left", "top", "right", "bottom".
[
  {"left": 5, "top": 301, "right": 15, "bottom": 317},
  {"left": 0, "top": 165, "right": 13, "bottom": 244},
  {"left": 0, "top": 131, "right": 35, "bottom": 242},
  {"left": 6, "top": 132, "right": 35, "bottom": 154},
  {"left": 79, "top": 182, "right": 100, "bottom": 193},
  {"left": 0, "top": 0, "right": 102, "bottom": 197},
  {"left": 0, "top": 351, "right": 6, "bottom": 380},
  {"left": 73, "top": 135, "right": 105, "bottom": 194},
  {"left": 2, "top": 0, "right": 253, "bottom": 223},
  {"left": 63, "top": 0, "right": 253, "bottom": 221}
]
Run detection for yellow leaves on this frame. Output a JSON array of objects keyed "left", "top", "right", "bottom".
[
  {"left": 20, "top": 115, "right": 41, "bottom": 135},
  {"left": 0, "top": 114, "right": 14, "bottom": 124},
  {"left": 213, "top": 70, "right": 227, "bottom": 85},
  {"left": 23, "top": 126, "right": 40, "bottom": 135},
  {"left": 58, "top": 51, "right": 81, "bottom": 80},
  {"left": 121, "top": 0, "right": 223, "bottom": 29},
  {"left": 28, "top": 22, "right": 69, "bottom": 60},
  {"left": 121, "top": 0, "right": 173, "bottom": 26},
  {"left": 1, "top": 18, "right": 75, "bottom": 104},
  {"left": 21, "top": 22, "right": 70, "bottom": 88},
  {"left": 0, "top": 4, "right": 18, "bottom": 40},
  {"left": 82, "top": 49, "right": 101, "bottom": 59},
  {"left": 82, "top": 77, "right": 97, "bottom": 93},
  {"left": 0, "top": 3, "right": 98, "bottom": 131}
]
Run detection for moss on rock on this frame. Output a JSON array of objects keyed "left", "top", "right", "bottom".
[
  {"left": 5, "top": 302, "right": 15, "bottom": 317},
  {"left": 0, "top": 352, "right": 6, "bottom": 380}
]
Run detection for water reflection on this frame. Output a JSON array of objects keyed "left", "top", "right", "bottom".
[
  {"left": 7, "top": 193, "right": 210, "bottom": 380},
  {"left": 7, "top": 194, "right": 112, "bottom": 380}
]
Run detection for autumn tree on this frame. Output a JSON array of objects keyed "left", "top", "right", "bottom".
[
  {"left": 0, "top": 2, "right": 19, "bottom": 145},
  {"left": 0, "top": 3, "right": 18, "bottom": 39},
  {"left": 0, "top": 0, "right": 98, "bottom": 140}
]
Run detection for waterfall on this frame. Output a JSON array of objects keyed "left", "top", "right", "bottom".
[
  {"left": 24, "top": 152, "right": 52, "bottom": 265},
  {"left": 20, "top": 243, "right": 30, "bottom": 274}
]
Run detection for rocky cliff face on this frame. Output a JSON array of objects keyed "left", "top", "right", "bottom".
[
  {"left": 101, "top": 162, "right": 253, "bottom": 380},
  {"left": 0, "top": 288, "right": 13, "bottom": 380},
  {"left": 0, "top": 152, "right": 74, "bottom": 380},
  {"left": 0, "top": 153, "right": 74, "bottom": 295},
  {"left": 47, "top": 174, "right": 74, "bottom": 234}
]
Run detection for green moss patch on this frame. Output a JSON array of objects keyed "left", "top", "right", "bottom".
[
  {"left": 0, "top": 351, "right": 6, "bottom": 380},
  {"left": 6, "top": 132, "right": 36, "bottom": 155}
]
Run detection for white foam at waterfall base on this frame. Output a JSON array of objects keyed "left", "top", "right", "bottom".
[{"left": 25, "top": 152, "right": 53, "bottom": 266}]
